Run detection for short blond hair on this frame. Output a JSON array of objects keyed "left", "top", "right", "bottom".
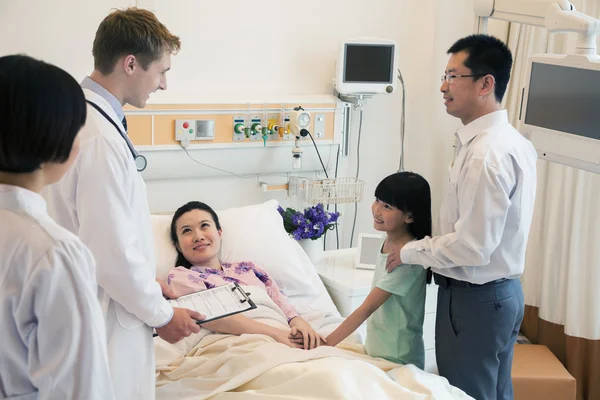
[{"left": 92, "top": 7, "right": 181, "bottom": 75}]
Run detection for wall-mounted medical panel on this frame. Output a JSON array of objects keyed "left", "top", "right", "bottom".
[{"left": 124, "top": 100, "right": 339, "bottom": 148}]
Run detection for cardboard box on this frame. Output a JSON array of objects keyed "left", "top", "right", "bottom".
[{"left": 512, "top": 344, "right": 576, "bottom": 400}]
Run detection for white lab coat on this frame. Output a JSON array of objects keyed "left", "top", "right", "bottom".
[
  {"left": 45, "top": 90, "right": 172, "bottom": 400},
  {"left": 0, "top": 184, "right": 114, "bottom": 400}
]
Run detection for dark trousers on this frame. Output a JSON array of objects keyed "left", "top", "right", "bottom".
[{"left": 434, "top": 274, "right": 524, "bottom": 400}]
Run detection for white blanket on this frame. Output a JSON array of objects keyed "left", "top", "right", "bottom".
[{"left": 155, "top": 286, "right": 472, "bottom": 400}]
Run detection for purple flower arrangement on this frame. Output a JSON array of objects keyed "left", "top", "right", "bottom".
[{"left": 277, "top": 203, "right": 340, "bottom": 241}]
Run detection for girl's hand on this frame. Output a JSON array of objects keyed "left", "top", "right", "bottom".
[
  {"left": 288, "top": 317, "right": 325, "bottom": 350},
  {"left": 271, "top": 329, "right": 303, "bottom": 348}
]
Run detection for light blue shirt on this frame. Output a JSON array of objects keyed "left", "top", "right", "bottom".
[
  {"left": 81, "top": 76, "right": 125, "bottom": 123},
  {"left": 365, "top": 237, "right": 427, "bottom": 369}
]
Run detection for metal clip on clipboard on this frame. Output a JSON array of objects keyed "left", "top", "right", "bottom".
[{"left": 231, "top": 282, "right": 253, "bottom": 304}]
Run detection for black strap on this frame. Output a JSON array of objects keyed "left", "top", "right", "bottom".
[
  {"left": 86, "top": 100, "right": 138, "bottom": 158},
  {"left": 86, "top": 100, "right": 126, "bottom": 137}
]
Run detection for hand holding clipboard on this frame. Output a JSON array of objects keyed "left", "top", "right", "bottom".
[
  {"left": 155, "top": 307, "right": 205, "bottom": 343},
  {"left": 153, "top": 282, "right": 256, "bottom": 339}
]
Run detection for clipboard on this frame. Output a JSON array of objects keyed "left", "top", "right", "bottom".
[{"left": 152, "top": 282, "right": 256, "bottom": 337}]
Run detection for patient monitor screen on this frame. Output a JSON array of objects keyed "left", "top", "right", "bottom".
[
  {"left": 344, "top": 44, "right": 394, "bottom": 83},
  {"left": 525, "top": 62, "right": 600, "bottom": 141}
]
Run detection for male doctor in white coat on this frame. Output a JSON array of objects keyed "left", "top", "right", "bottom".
[{"left": 45, "top": 8, "right": 204, "bottom": 400}]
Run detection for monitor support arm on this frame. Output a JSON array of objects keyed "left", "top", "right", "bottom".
[{"left": 474, "top": 0, "right": 600, "bottom": 55}]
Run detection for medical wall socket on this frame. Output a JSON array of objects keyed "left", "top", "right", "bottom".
[
  {"left": 232, "top": 115, "right": 247, "bottom": 141},
  {"left": 249, "top": 115, "right": 264, "bottom": 141},
  {"left": 266, "top": 114, "right": 281, "bottom": 141},
  {"left": 282, "top": 114, "right": 294, "bottom": 140},
  {"left": 175, "top": 119, "right": 215, "bottom": 142},
  {"left": 314, "top": 114, "right": 325, "bottom": 138}
]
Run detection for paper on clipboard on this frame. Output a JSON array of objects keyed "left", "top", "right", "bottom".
[{"left": 168, "top": 282, "right": 256, "bottom": 323}]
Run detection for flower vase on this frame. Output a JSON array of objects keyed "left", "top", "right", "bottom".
[{"left": 299, "top": 237, "right": 324, "bottom": 265}]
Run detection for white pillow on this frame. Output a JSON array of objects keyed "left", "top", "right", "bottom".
[
  {"left": 151, "top": 214, "right": 177, "bottom": 282},
  {"left": 287, "top": 239, "right": 340, "bottom": 315},
  {"left": 151, "top": 200, "right": 319, "bottom": 297}
]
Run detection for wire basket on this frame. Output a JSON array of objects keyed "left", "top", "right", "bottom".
[{"left": 289, "top": 177, "right": 364, "bottom": 205}]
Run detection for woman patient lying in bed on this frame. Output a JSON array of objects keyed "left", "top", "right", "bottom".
[{"left": 166, "top": 201, "right": 323, "bottom": 350}]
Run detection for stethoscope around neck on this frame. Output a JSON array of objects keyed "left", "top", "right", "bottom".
[{"left": 85, "top": 100, "right": 147, "bottom": 172}]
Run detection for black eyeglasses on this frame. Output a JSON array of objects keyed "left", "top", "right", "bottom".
[{"left": 441, "top": 73, "right": 486, "bottom": 84}]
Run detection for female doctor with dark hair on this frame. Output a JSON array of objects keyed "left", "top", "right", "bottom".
[{"left": 0, "top": 54, "right": 115, "bottom": 399}]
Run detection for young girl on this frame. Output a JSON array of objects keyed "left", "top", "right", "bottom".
[
  {"left": 167, "top": 201, "right": 323, "bottom": 350},
  {"left": 325, "top": 171, "right": 432, "bottom": 369},
  {"left": 0, "top": 55, "right": 114, "bottom": 398}
]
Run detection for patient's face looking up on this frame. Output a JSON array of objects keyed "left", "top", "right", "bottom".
[{"left": 175, "top": 210, "right": 222, "bottom": 266}]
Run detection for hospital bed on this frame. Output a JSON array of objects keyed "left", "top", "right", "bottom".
[{"left": 150, "top": 199, "right": 472, "bottom": 400}]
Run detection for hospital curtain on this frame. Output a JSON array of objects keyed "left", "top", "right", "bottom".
[{"left": 500, "top": 1, "right": 600, "bottom": 399}]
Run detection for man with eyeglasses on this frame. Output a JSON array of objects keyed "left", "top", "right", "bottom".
[{"left": 386, "top": 34, "right": 538, "bottom": 400}]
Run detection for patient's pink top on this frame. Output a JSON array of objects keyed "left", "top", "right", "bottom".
[{"left": 167, "top": 261, "right": 299, "bottom": 322}]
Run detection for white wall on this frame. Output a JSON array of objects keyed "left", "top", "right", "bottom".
[
  {"left": 0, "top": 0, "right": 133, "bottom": 79},
  {"left": 0, "top": 0, "right": 479, "bottom": 248}
]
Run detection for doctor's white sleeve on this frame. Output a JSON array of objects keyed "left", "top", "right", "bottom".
[
  {"left": 401, "top": 157, "right": 513, "bottom": 268},
  {"left": 26, "top": 240, "right": 115, "bottom": 400},
  {"left": 74, "top": 136, "right": 172, "bottom": 328}
]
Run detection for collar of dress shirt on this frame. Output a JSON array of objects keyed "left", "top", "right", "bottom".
[
  {"left": 80, "top": 76, "right": 125, "bottom": 123},
  {"left": 456, "top": 109, "right": 508, "bottom": 147},
  {"left": 0, "top": 184, "right": 47, "bottom": 216}
]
